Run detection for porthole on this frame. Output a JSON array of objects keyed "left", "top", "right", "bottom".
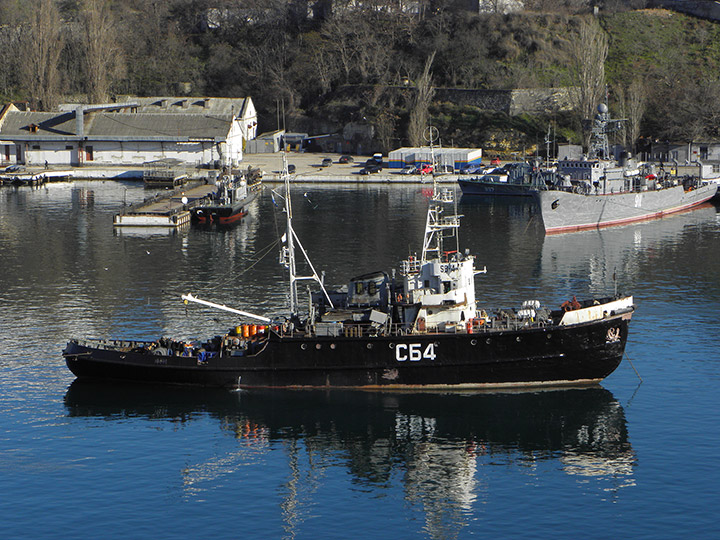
[
  {"left": 470, "top": 339, "right": 477, "bottom": 346},
  {"left": 300, "top": 343, "right": 307, "bottom": 350},
  {"left": 330, "top": 343, "right": 336, "bottom": 350},
  {"left": 516, "top": 336, "right": 521, "bottom": 342},
  {"left": 547, "top": 333, "right": 552, "bottom": 340},
  {"left": 486, "top": 338, "right": 491, "bottom": 344},
  {"left": 367, "top": 343, "right": 373, "bottom": 349},
  {"left": 315, "top": 343, "right": 322, "bottom": 350},
  {"left": 389, "top": 343, "right": 395, "bottom": 349}
]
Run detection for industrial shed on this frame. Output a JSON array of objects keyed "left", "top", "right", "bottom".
[
  {"left": 388, "top": 147, "right": 483, "bottom": 170},
  {"left": 0, "top": 97, "right": 257, "bottom": 169},
  {"left": 246, "top": 130, "right": 284, "bottom": 153}
]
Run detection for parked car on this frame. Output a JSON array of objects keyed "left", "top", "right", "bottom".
[
  {"left": 416, "top": 164, "right": 433, "bottom": 175},
  {"left": 338, "top": 155, "right": 354, "bottom": 164},
  {"left": 435, "top": 164, "right": 454, "bottom": 175},
  {"left": 321, "top": 158, "right": 333, "bottom": 167},
  {"left": 364, "top": 158, "right": 381, "bottom": 167},
  {"left": 490, "top": 157, "right": 501, "bottom": 165},
  {"left": 460, "top": 164, "right": 483, "bottom": 175},
  {"left": 399, "top": 165, "right": 417, "bottom": 175},
  {"left": 4, "top": 165, "right": 25, "bottom": 173},
  {"left": 287, "top": 164, "right": 296, "bottom": 174},
  {"left": 360, "top": 164, "right": 382, "bottom": 175}
]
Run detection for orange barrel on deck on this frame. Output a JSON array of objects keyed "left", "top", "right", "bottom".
[{"left": 242, "top": 325, "right": 250, "bottom": 338}]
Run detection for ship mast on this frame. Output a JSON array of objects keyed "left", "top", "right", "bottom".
[
  {"left": 277, "top": 153, "right": 333, "bottom": 317},
  {"left": 282, "top": 153, "right": 299, "bottom": 313},
  {"left": 420, "top": 127, "right": 460, "bottom": 263},
  {"left": 587, "top": 103, "right": 626, "bottom": 160}
]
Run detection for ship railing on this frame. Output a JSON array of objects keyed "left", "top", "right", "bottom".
[
  {"left": 436, "top": 216, "right": 461, "bottom": 228},
  {"left": 300, "top": 314, "right": 552, "bottom": 339},
  {"left": 400, "top": 257, "right": 422, "bottom": 275},
  {"left": 78, "top": 338, "right": 153, "bottom": 350},
  {"left": 434, "top": 189, "right": 454, "bottom": 203}
]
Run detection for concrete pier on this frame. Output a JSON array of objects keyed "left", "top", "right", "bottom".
[{"left": 113, "top": 180, "right": 217, "bottom": 227}]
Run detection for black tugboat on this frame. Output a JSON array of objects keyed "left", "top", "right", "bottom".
[
  {"left": 191, "top": 172, "right": 262, "bottom": 225},
  {"left": 64, "top": 158, "right": 635, "bottom": 389}
]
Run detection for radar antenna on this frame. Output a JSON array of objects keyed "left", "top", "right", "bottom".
[{"left": 586, "top": 103, "right": 626, "bottom": 160}]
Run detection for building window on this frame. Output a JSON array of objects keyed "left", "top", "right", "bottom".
[
  {"left": 86, "top": 146, "right": 94, "bottom": 161},
  {"left": 32, "top": 145, "right": 40, "bottom": 150}
]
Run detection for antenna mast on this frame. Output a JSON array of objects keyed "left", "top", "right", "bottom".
[
  {"left": 277, "top": 153, "right": 333, "bottom": 317},
  {"left": 421, "top": 126, "right": 460, "bottom": 263}
]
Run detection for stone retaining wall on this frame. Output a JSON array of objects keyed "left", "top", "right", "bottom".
[
  {"left": 337, "top": 85, "right": 575, "bottom": 116},
  {"left": 651, "top": 0, "right": 720, "bottom": 22}
]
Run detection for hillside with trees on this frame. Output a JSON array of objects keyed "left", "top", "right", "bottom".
[{"left": 1, "top": 0, "right": 719, "bottom": 157}]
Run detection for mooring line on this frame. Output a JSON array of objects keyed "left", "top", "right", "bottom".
[{"left": 625, "top": 351, "right": 643, "bottom": 383}]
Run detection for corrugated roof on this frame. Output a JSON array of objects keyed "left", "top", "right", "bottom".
[
  {"left": 1, "top": 111, "right": 78, "bottom": 136},
  {"left": 113, "top": 96, "right": 251, "bottom": 117},
  {"left": 0, "top": 110, "right": 231, "bottom": 140},
  {"left": 86, "top": 112, "right": 231, "bottom": 139}
]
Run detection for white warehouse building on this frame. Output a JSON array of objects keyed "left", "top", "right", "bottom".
[
  {"left": 388, "top": 147, "right": 483, "bottom": 170},
  {"left": 0, "top": 96, "right": 257, "bottom": 169}
]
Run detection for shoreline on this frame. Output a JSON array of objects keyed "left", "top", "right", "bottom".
[{"left": 2, "top": 152, "right": 462, "bottom": 185}]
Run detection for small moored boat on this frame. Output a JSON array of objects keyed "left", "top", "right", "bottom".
[{"left": 191, "top": 173, "right": 261, "bottom": 225}]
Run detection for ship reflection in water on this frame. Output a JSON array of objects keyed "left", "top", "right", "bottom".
[
  {"left": 540, "top": 203, "right": 718, "bottom": 294},
  {"left": 65, "top": 383, "right": 635, "bottom": 534}
]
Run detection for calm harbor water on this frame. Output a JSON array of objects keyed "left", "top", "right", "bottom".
[{"left": 1, "top": 180, "right": 719, "bottom": 539}]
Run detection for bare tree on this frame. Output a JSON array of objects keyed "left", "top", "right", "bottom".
[
  {"left": 0, "top": 25, "right": 22, "bottom": 96},
  {"left": 407, "top": 52, "right": 436, "bottom": 147},
  {"left": 612, "top": 84, "right": 628, "bottom": 147},
  {"left": 321, "top": 16, "right": 356, "bottom": 84},
  {"left": 569, "top": 18, "right": 608, "bottom": 148},
  {"left": 81, "top": 0, "right": 124, "bottom": 103},
  {"left": 20, "top": 0, "right": 63, "bottom": 110},
  {"left": 626, "top": 78, "right": 646, "bottom": 154},
  {"left": 670, "top": 78, "right": 720, "bottom": 141}
]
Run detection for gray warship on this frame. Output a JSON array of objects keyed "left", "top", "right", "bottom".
[{"left": 533, "top": 104, "right": 717, "bottom": 234}]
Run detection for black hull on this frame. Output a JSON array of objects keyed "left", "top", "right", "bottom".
[
  {"left": 191, "top": 190, "right": 258, "bottom": 224},
  {"left": 64, "top": 314, "right": 630, "bottom": 389},
  {"left": 458, "top": 179, "right": 534, "bottom": 197}
]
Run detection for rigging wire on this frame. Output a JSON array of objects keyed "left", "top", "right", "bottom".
[{"left": 163, "top": 237, "right": 280, "bottom": 302}]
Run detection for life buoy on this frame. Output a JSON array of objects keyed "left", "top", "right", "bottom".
[{"left": 417, "top": 317, "right": 426, "bottom": 332}]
